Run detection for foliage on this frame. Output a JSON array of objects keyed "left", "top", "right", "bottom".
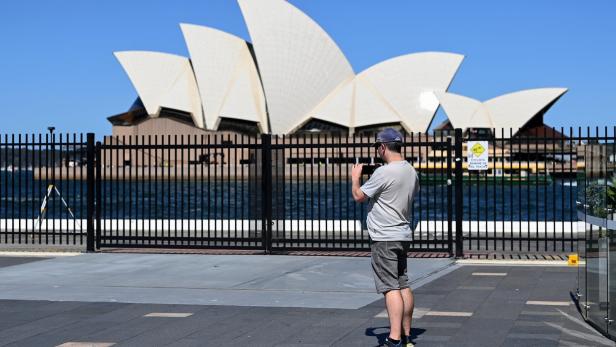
[{"left": 585, "top": 175, "right": 616, "bottom": 218}]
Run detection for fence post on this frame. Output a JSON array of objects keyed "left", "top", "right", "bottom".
[
  {"left": 86, "top": 133, "right": 95, "bottom": 252},
  {"left": 454, "top": 129, "right": 464, "bottom": 258},
  {"left": 261, "top": 133, "right": 273, "bottom": 254},
  {"left": 446, "top": 136, "right": 454, "bottom": 257},
  {"left": 95, "top": 141, "right": 102, "bottom": 250}
]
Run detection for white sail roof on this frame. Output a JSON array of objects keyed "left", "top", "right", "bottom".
[
  {"left": 113, "top": 1, "right": 565, "bottom": 136},
  {"left": 238, "top": 0, "right": 355, "bottom": 134},
  {"left": 436, "top": 88, "right": 568, "bottom": 136},
  {"left": 180, "top": 24, "right": 268, "bottom": 132},
  {"left": 308, "top": 52, "right": 464, "bottom": 132},
  {"left": 359, "top": 52, "right": 464, "bottom": 132},
  {"left": 114, "top": 51, "right": 205, "bottom": 129}
]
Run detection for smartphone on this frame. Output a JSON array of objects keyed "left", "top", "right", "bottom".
[{"left": 361, "top": 164, "right": 380, "bottom": 175}]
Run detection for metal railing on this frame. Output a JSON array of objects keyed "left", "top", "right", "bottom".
[
  {"left": 0, "top": 133, "right": 93, "bottom": 247},
  {"left": 94, "top": 133, "right": 453, "bottom": 253},
  {"left": 96, "top": 134, "right": 264, "bottom": 250},
  {"left": 461, "top": 127, "right": 581, "bottom": 253},
  {"left": 1, "top": 127, "right": 611, "bottom": 256}
]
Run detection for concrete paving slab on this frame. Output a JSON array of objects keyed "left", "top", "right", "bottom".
[
  {"left": 0, "top": 256, "right": 50, "bottom": 268},
  {"left": 1, "top": 264, "right": 614, "bottom": 347},
  {"left": 0, "top": 253, "right": 452, "bottom": 309}
]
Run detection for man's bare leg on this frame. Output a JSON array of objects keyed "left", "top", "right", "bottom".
[
  {"left": 401, "top": 287, "right": 414, "bottom": 338},
  {"left": 385, "top": 290, "right": 403, "bottom": 340}
]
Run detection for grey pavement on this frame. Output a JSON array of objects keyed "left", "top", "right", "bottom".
[
  {"left": 0, "top": 253, "right": 453, "bottom": 309},
  {"left": 0, "top": 254, "right": 613, "bottom": 346}
]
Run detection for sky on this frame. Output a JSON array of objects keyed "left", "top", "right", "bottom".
[{"left": 0, "top": 0, "right": 614, "bottom": 135}]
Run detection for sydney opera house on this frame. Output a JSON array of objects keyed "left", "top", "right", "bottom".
[
  {"left": 103, "top": 0, "right": 577, "bottom": 180},
  {"left": 109, "top": 0, "right": 567, "bottom": 140}
]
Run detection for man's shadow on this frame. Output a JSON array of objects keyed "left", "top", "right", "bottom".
[{"left": 365, "top": 326, "right": 426, "bottom": 346}]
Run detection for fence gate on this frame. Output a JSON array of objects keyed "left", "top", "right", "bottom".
[
  {"left": 95, "top": 134, "right": 265, "bottom": 250},
  {"left": 264, "top": 134, "right": 454, "bottom": 254},
  {"left": 93, "top": 133, "right": 455, "bottom": 255}
]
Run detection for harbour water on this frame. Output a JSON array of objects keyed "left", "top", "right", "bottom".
[{"left": 0, "top": 172, "right": 578, "bottom": 223}]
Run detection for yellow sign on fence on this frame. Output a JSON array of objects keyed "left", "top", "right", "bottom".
[{"left": 467, "top": 141, "right": 489, "bottom": 171}]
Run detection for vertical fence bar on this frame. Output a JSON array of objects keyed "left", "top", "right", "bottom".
[
  {"left": 234, "top": 134, "right": 238, "bottom": 247},
  {"left": 17, "top": 134, "right": 22, "bottom": 244},
  {"left": 166, "top": 135, "right": 170, "bottom": 246},
  {"left": 37, "top": 133, "right": 42, "bottom": 244},
  {"left": 181, "top": 135, "right": 185, "bottom": 245},
  {"left": 95, "top": 141, "right": 101, "bottom": 249},
  {"left": 261, "top": 133, "right": 272, "bottom": 253},
  {"left": 454, "top": 128, "right": 464, "bottom": 257},
  {"left": 417, "top": 132, "right": 424, "bottom": 248},
  {"left": 71, "top": 133, "right": 76, "bottom": 245},
  {"left": 43, "top": 132, "right": 49, "bottom": 244},
  {"left": 310, "top": 134, "right": 315, "bottom": 247},
  {"left": 438, "top": 131, "right": 444, "bottom": 251},
  {"left": 146, "top": 135, "right": 150, "bottom": 245},
  {"left": 509, "top": 128, "right": 515, "bottom": 251},
  {"left": 11, "top": 134, "right": 15, "bottom": 243},
  {"left": 154, "top": 136, "right": 159, "bottom": 244},
  {"left": 240, "top": 135, "right": 245, "bottom": 246},
  {"left": 542, "top": 127, "right": 547, "bottom": 251},
  {"left": 466, "top": 134, "right": 472, "bottom": 251},
  {"left": 296, "top": 135, "right": 301, "bottom": 249},
  {"left": 194, "top": 134, "right": 198, "bottom": 246},
  {"left": 215, "top": 134, "right": 220, "bottom": 246},
  {"left": 50, "top": 132, "right": 56, "bottom": 243},
  {"left": 273, "top": 135, "right": 278, "bottom": 249},
  {"left": 59, "top": 133, "right": 64, "bottom": 243},
  {"left": 493, "top": 130, "right": 498, "bottom": 249},
  {"left": 560, "top": 127, "right": 565, "bottom": 252},
  {"left": 185, "top": 135, "right": 189, "bottom": 246},
  {"left": 128, "top": 136, "right": 133, "bottom": 245},
  {"left": 86, "top": 133, "right": 95, "bottom": 252},
  {"left": 447, "top": 136, "right": 453, "bottom": 256},
  {"left": 317, "top": 134, "right": 321, "bottom": 247},
  {"left": 524, "top": 129, "right": 529, "bottom": 252},
  {"left": 0, "top": 135, "right": 3, "bottom": 244},
  {"left": 200, "top": 135, "right": 204, "bottom": 247},
  {"left": 339, "top": 135, "right": 345, "bottom": 249},
  {"left": 552, "top": 128, "right": 557, "bottom": 252},
  {"left": 174, "top": 135, "right": 178, "bottom": 246},
  {"left": 226, "top": 135, "right": 231, "bottom": 247},
  {"left": 0, "top": 136, "right": 3, "bottom": 243},
  {"left": 500, "top": 128, "right": 506, "bottom": 251},
  {"left": 207, "top": 134, "right": 211, "bottom": 247},
  {"left": 483, "top": 132, "right": 487, "bottom": 251},
  {"left": 26, "top": 134, "right": 31, "bottom": 243},
  {"left": 572, "top": 127, "right": 576, "bottom": 252}
]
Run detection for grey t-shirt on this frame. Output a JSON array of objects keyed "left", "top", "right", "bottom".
[{"left": 360, "top": 161, "right": 420, "bottom": 241}]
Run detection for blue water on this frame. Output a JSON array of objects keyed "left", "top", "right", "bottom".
[{"left": 0, "top": 171, "right": 577, "bottom": 222}]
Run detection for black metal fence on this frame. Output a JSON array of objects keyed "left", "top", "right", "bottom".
[
  {"left": 460, "top": 127, "right": 580, "bottom": 253},
  {"left": 0, "top": 133, "right": 93, "bottom": 246},
  {"left": 1, "top": 127, "right": 613, "bottom": 255},
  {"left": 96, "top": 134, "right": 264, "bottom": 250},
  {"left": 94, "top": 133, "right": 453, "bottom": 253}
]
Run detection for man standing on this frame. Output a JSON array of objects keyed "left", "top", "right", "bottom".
[{"left": 351, "top": 128, "right": 420, "bottom": 347}]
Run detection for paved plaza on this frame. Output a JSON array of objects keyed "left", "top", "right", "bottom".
[{"left": 0, "top": 253, "right": 613, "bottom": 346}]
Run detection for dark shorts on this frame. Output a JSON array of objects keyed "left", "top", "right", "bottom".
[{"left": 371, "top": 241, "right": 410, "bottom": 294}]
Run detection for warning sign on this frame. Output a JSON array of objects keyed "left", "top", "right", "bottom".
[{"left": 467, "top": 141, "right": 488, "bottom": 170}]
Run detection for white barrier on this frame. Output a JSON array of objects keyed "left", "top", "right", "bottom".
[{"left": 0, "top": 219, "right": 583, "bottom": 238}]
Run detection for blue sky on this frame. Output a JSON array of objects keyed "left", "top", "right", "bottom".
[{"left": 1, "top": 0, "right": 614, "bottom": 135}]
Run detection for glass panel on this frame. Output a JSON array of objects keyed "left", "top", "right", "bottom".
[
  {"left": 579, "top": 220, "right": 588, "bottom": 318},
  {"left": 608, "top": 228, "right": 616, "bottom": 336},
  {"left": 587, "top": 224, "right": 608, "bottom": 331}
]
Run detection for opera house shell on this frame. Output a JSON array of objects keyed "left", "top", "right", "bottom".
[{"left": 110, "top": 0, "right": 566, "bottom": 136}]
